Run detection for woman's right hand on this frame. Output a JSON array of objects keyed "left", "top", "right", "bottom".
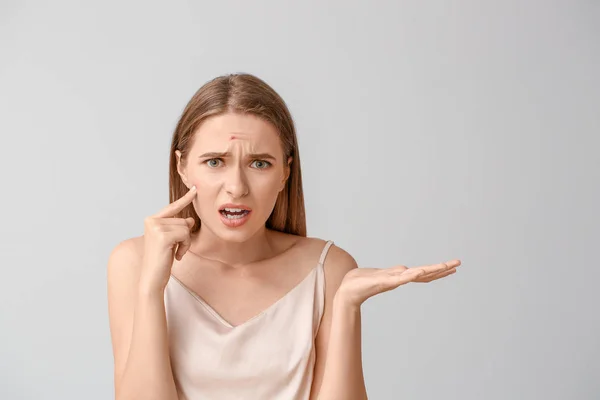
[{"left": 139, "top": 185, "right": 197, "bottom": 292}]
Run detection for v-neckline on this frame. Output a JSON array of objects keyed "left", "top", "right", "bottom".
[{"left": 168, "top": 263, "right": 321, "bottom": 329}]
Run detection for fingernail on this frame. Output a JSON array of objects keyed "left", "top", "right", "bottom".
[{"left": 191, "top": 185, "right": 196, "bottom": 190}]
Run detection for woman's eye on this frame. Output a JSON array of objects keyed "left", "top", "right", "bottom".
[
  {"left": 206, "top": 158, "right": 222, "bottom": 168},
  {"left": 251, "top": 160, "right": 271, "bottom": 169},
  {"left": 205, "top": 159, "right": 270, "bottom": 169}
]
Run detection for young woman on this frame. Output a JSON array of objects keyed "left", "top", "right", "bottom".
[{"left": 107, "top": 73, "right": 461, "bottom": 400}]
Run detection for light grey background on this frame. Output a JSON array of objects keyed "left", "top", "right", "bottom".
[{"left": 1, "top": 0, "right": 598, "bottom": 399}]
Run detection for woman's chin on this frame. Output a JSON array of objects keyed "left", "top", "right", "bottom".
[{"left": 199, "top": 217, "right": 265, "bottom": 243}]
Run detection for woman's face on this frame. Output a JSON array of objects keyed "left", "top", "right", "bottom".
[{"left": 176, "top": 112, "right": 291, "bottom": 242}]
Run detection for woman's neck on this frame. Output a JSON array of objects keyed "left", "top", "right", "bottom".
[{"left": 188, "top": 225, "right": 277, "bottom": 268}]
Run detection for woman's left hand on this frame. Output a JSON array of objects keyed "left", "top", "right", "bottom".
[{"left": 336, "top": 259, "right": 461, "bottom": 307}]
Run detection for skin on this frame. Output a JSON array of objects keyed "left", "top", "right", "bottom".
[
  {"left": 174, "top": 112, "right": 293, "bottom": 266},
  {"left": 107, "top": 111, "right": 461, "bottom": 400}
]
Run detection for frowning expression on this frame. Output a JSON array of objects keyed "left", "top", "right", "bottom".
[{"left": 176, "top": 112, "right": 291, "bottom": 241}]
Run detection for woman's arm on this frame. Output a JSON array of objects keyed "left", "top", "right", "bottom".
[
  {"left": 310, "top": 244, "right": 369, "bottom": 400},
  {"left": 107, "top": 238, "right": 179, "bottom": 400},
  {"left": 310, "top": 247, "right": 461, "bottom": 400}
]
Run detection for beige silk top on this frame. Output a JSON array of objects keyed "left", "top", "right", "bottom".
[{"left": 164, "top": 240, "right": 334, "bottom": 400}]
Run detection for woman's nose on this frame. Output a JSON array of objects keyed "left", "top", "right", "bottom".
[{"left": 224, "top": 167, "right": 249, "bottom": 198}]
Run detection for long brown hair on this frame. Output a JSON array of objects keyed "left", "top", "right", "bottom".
[{"left": 168, "top": 73, "right": 306, "bottom": 236}]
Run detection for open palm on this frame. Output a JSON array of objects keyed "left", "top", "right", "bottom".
[{"left": 338, "top": 260, "right": 461, "bottom": 306}]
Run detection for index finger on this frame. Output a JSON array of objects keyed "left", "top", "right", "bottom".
[{"left": 153, "top": 185, "right": 197, "bottom": 218}]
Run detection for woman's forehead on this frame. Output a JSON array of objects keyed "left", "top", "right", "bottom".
[{"left": 195, "top": 114, "right": 279, "bottom": 143}]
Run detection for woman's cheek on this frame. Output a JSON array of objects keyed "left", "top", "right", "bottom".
[
  {"left": 253, "top": 175, "right": 280, "bottom": 191},
  {"left": 191, "top": 170, "right": 218, "bottom": 189},
  {"left": 254, "top": 178, "right": 284, "bottom": 207},
  {"left": 192, "top": 192, "right": 215, "bottom": 223},
  {"left": 187, "top": 174, "right": 213, "bottom": 216}
]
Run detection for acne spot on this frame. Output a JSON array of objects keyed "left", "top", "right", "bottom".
[{"left": 230, "top": 135, "right": 237, "bottom": 140}]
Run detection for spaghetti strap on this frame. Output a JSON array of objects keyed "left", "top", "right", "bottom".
[{"left": 318, "top": 240, "right": 334, "bottom": 265}]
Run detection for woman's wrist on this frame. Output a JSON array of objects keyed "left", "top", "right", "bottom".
[
  {"left": 137, "top": 276, "right": 167, "bottom": 299},
  {"left": 333, "top": 291, "right": 361, "bottom": 314}
]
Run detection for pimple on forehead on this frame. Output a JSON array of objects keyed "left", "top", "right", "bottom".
[{"left": 229, "top": 133, "right": 250, "bottom": 141}]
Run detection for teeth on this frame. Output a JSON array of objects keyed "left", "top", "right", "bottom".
[
  {"left": 220, "top": 208, "right": 250, "bottom": 220},
  {"left": 224, "top": 213, "right": 246, "bottom": 219}
]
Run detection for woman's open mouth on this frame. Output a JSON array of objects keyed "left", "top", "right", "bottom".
[
  {"left": 218, "top": 205, "right": 252, "bottom": 227},
  {"left": 219, "top": 208, "right": 250, "bottom": 220}
]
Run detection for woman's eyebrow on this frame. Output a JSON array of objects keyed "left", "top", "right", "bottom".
[
  {"left": 250, "top": 153, "right": 277, "bottom": 161},
  {"left": 198, "top": 152, "right": 229, "bottom": 159},
  {"left": 198, "top": 152, "right": 276, "bottom": 160}
]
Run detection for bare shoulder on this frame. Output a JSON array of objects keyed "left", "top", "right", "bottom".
[
  {"left": 106, "top": 235, "right": 145, "bottom": 309},
  {"left": 322, "top": 240, "right": 358, "bottom": 291},
  {"left": 106, "top": 235, "right": 145, "bottom": 325},
  {"left": 271, "top": 232, "right": 357, "bottom": 276},
  {"left": 300, "top": 236, "right": 358, "bottom": 291},
  {"left": 325, "top": 241, "right": 358, "bottom": 272},
  {"left": 107, "top": 235, "right": 144, "bottom": 279},
  {"left": 109, "top": 235, "right": 144, "bottom": 260}
]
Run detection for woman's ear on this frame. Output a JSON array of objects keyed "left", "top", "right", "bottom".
[
  {"left": 280, "top": 156, "right": 293, "bottom": 191},
  {"left": 175, "top": 150, "right": 190, "bottom": 187}
]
